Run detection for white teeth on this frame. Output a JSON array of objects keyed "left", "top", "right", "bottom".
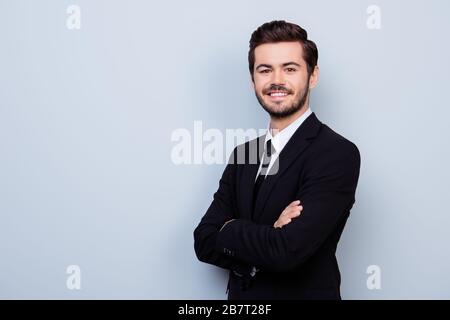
[{"left": 270, "top": 92, "right": 288, "bottom": 97}]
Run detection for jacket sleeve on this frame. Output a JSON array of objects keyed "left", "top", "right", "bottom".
[
  {"left": 193, "top": 147, "right": 253, "bottom": 273},
  {"left": 215, "top": 140, "right": 361, "bottom": 272}
]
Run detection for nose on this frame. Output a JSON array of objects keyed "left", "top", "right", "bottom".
[{"left": 270, "top": 69, "right": 285, "bottom": 86}]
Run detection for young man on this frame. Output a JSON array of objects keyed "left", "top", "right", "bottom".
[{"left": 194, "top": 20, "right": 361, "bottom": 300}]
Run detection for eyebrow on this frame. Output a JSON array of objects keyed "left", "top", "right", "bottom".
[{"left": 256, "top": 62, "right": 301, "bottom": 70}]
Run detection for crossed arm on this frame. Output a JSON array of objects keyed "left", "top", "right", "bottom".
[{"left": 193, "top": 140, "right": 360, "bottom": 273}]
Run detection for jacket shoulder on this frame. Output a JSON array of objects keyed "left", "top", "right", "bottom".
[{"left": 313, "top": 123, "right": 360, "bottom": 162}]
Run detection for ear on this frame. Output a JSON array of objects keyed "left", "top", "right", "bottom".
[{"left": 309, "top": 66, "right": 319, "bottom": 89}]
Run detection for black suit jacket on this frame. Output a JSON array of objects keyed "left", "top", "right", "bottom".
[{"left": 194, "top": 112, "right": 361, "bottom": 300}]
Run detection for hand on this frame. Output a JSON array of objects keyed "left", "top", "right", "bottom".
[{"left": 273, "top": 200, "right": 303, "bottom": 228}]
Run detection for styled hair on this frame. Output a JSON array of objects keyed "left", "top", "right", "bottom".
[{"left": 248, "top": 20, "right": 318, "bottom": 78}]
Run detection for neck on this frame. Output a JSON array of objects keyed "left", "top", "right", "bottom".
[{"left": 270, "top": 99, "right": 310, "bottom": 136}]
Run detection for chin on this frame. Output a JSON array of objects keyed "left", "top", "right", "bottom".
[{"left": 266, "top": 102, "right": 291, "bottom": 112}]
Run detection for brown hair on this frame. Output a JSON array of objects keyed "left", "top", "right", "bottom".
[{"left": 248, "top": 20, "right": 318, "bottom": 79}]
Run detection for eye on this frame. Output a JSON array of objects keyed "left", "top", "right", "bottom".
[
  {"left": 259, "top": 69, "right": 271, "bottom": 74},
  {"left": 285, "top": 67, "right": 297, "bottom": 72}
]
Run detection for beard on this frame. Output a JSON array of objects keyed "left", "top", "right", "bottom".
[{"left": 255, "top": 80, "right": 310, "bottom": 119}]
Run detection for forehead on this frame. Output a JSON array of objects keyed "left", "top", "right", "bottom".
[{"left": 254, "top": 41, "right": 304, "bottom": 65}]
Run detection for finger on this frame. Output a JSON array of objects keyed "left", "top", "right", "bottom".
[
  {"left": 287, "top": 200, "right": 301, "bottom": 208},
  {"left": 274, "top": 217, "right": 291, "bottom": 228},
  {"left": 285, "top": 205, "right": 300, "bottom": 215},
  {"left": 281, "top": 202, "right": 301, "bottom": 217},
  {"left": 283, "top": 209, "right": 295, "bottom": 218},
  {"left": 281, "top": 216, "right": 292, "bottom": 224},
  {"left": 277, "top": 205, "right": 303, "bottom": 227},
  {"left": 295, "top": 205, "right": 304, "bottom": 214},
  {"left": 285, "top": 205, "right": 303, "bottom": 216},
  {"left": 286, "top": 211, "right": 301, "bottom": 219},
  {"left": 286, "top": 206, "right": 303, "bottom": 218}
]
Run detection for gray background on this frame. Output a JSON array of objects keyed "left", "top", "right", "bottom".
[{"left": 1, "top": 0, "right": 449, "bottom": 299}]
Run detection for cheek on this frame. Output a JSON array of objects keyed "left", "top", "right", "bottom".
[
  {"left": 254, "top": 79, "right": 267, "bottom": 94},
  {"left": 255, "top": 84, "right": 264, "bottom": 94},
  {"left": 296, "top": 74, "right": 309, "bottom": 90},
  {"left": 291, "top": 79, "right": 308, "bottom": 93}
]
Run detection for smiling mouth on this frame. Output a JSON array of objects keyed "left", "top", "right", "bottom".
[{"left": 266, "top": 91, "right": 290, "bottom": 99}]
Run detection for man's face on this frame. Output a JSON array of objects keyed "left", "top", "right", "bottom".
[{"left": 252, "top": 41, "right": 318, "bottom": 119}]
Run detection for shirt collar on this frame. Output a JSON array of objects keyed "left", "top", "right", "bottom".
[{"left": 264, "top": 107, "right": 312, "bottom": 154}]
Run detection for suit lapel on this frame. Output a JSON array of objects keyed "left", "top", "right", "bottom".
[
  {"left": 252, "top": 112, "right": 322, "bottom": 222},
  {"left": 239, "top": 135, "right": 264, "bottom": 220}
]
